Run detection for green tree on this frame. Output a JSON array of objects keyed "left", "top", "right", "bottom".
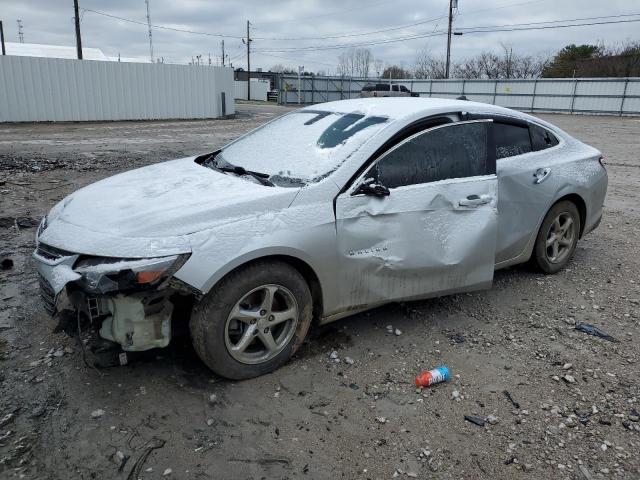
[{"left": 542, "top": 44, "right": 602, "bottom": 77}]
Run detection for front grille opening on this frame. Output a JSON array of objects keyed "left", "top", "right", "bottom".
[{"left": 36, "top": 243, "right": 75, "bottom": 261}]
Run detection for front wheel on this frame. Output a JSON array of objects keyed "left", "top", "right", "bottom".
[
  {"left": 532, "top": 200, "right": 581, "bottom": 274},
  {"left": 190, "top": 261, "right": 312, "bottom": 379}
]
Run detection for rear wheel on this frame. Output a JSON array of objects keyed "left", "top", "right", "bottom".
[
  {"left": 532, "top": 200, "right": 581, "bottom": 274},
  {"left": 190, "top": 261, "right": 312, "bottom": 379}
]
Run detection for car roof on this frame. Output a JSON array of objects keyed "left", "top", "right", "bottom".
[{"left": 303, "top": 97, "right": 527, "bottom": 123}]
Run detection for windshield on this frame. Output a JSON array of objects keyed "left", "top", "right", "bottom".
[{"left": 217, "top": 110, "right": 389, "bottom": 186}]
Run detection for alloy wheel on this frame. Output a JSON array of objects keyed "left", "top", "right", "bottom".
[
  {"left": 545, "top": 212, "right": 575, "bottom": 264},
  {"left": 224, "top": 284, "right": 299, "bottom": 364}
]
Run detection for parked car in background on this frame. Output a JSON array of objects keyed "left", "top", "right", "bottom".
[
  {"left": 34, "top": 98, "right": 607, "bottom": 380},
  {"left": 361, "top": 82, "right": 419, "bottom": 97}
]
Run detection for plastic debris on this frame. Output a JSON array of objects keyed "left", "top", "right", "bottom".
[
  {"left": 575, "top": 323, "right": 618, "bottom": 342},
  {"left": 415, "top": 366, "right": 450, "bottom": 388},
  {"left": 503, "top": 390, "right": 520, "bottom": 409},
  {"left": 464, "top": 415, "right": 485, "bottom": 427}
]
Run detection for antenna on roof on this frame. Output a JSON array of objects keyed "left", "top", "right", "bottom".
[
  {"left": 17, "top": 19, "right": 24, "bottom": 43},
  {"left": 145, "top": 0, "right": 154, "bottom": 62}
]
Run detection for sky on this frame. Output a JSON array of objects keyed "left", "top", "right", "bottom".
[{"left": 1, "top": 0, "right": 638, "bottom": 73}]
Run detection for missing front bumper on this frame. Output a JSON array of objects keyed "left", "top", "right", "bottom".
[{"left": 64, "top": 289, "right": 174, "bottom": 352}]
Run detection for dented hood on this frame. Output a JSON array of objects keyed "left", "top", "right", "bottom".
[{"left": 39, "top": 157, "right": 299, "bottom": 257}]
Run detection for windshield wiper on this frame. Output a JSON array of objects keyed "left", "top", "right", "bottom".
[{"left": 210, "top": 157, "right": 274, "bottom": 187}]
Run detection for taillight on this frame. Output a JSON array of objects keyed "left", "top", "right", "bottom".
[{"left": 599, "top": 155, "right": 606, "bottom": 169}]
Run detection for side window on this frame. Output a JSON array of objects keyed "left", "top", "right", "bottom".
[
  {"left": 392, "top": 85, "right": 399, "bottom": 92},
  {"left": 530, "top": 124, "right": 559, "bottom": 151},
  {"left": 370, "top": 122, "right": 491, "bottom": 189},
  {"left": 376, "top": 84, "right": 390, "bottom": 91},
  {"left": 494, "top": 122, "right": 532, "bottom": 159},
  {"left": 400, "top": 85, "right": 410, "bottom": 92}
]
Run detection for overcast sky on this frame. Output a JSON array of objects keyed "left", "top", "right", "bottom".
[{"left": 1, "top": 0, "right": 638, "bottom": 73}]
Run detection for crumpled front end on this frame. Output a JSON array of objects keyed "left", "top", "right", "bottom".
[{"left": 33, "top": 239, "right": 192, "bottom": 352}]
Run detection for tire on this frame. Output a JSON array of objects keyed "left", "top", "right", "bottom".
[
  {"left": 190, "top": 261, "right": 313, "bottom": 380},
  {"left": 532, "top": 200, "right": 581, "bottom": 274}
]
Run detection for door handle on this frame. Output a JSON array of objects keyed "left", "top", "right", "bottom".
[
  {"left": 533, "top": 167, "right": 551, "bottom": 184},
  {"left": 459, "top": 194, "right": 492, "bottom": 207}
]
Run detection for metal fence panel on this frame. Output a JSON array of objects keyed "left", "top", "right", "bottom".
[
  {"left": 0, "top": 55, "right": 234, "bottom": 122},
  {"left": 278, "top": 75, "right": 639, "bottom": 115},
  {"left": 533, "top": 95, "right": 573, "bottom": 112},
  {"left": 495, "top": 80, "right": 535, "bottom": 95},
  {"left": 463, "top": 81, "right": 495, "bottom": 94},
  {"left": 533, "top": 80, "right": 576, "bottom": 95}
]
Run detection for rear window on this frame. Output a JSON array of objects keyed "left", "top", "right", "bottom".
[{"left": 494, "top": 122, "right": 532, "bottom": 159}]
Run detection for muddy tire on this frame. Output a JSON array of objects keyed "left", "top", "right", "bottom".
[
  {"left": 532, "top": 200, "right": 581, "bottom": 274},
  {"left": 190, "top": 261, "right": 312, "bottom": 380}
]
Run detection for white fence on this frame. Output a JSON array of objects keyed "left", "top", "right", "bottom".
[
  {"left": 0, "top": 56, "right": 235, "bottom": 122},
  {"left": 279, "top": 76, "right": 640, "bottom": 115},
  {"left": 234, "top": 79, "right": 270, "bottom": 101}
]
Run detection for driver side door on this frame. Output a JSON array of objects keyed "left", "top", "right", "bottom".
[{"left": 334, "top": 120, "right": 498, "bottom": 312}]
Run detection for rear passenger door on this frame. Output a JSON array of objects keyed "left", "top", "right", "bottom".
[
  {"left": 493, "top": 120, "right": 561, "bottom": 263},
  {"left": 334, "top": 120, "right": 498, "bottom": 311}
]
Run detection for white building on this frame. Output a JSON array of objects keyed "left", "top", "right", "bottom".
[{"left": 4, "top": 42, "right": 152, "bottom": 63}]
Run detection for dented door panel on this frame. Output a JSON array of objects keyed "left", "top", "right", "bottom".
[{"left": 335, "top": 176, "right": 498, "bottom": 311}]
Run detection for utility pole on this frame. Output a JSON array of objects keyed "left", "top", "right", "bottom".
[
  {"left": 445, "top": 0, "right": 453, "bottom": 78},
  {"left": 73, "top": 0, "right": 83, "bottom": 59},
  {"left": 0, "top": 21, "right": 6, "bottom": 55},
  {"left": 17, "top": 19, "right": 24, "bottom": 43},
  {"left": 245, "top": 20, "right": 252, "bottom": 100},
  {"left": 145, "top": 0, "right": 154, "bottom": 62},
  {"left": 221, "top": 39, "right": 225, "bottom": 67}
]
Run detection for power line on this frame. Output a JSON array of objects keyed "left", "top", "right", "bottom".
[
  {"left": 455, "top": 12, "right": 640, "bottom": 32},
  {"left": 256, "top": 51, "right": 337, "bottom": 68},
  {"left": 254, "top": 13, "right": 640, "bottom": 53},
  {"left": 252, "top": 0, "right": 397, "bottom": 25},
  {"left": 81, "top": 8, "right": 244, "bottom": 39},
  {"left": 252, "top": 14, "right": 448, "bottom": 41}
]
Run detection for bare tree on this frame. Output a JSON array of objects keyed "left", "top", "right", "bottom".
[
  {"left": 354, "top": 48, "right": 373, "bottom": 78},
  {"left": 381, "top": 65, "right": 411, "bottom": 79},
  {"left": 414, "top": 50, "right": 447, "bottom": 79},
  {"left": 269, "top": 64, "right": 286, "bottom": 73},
  {"left": 337, "top": 48, "right": 374, "bottom": 78},
  {"left": 451, "top": 45, "right": 549, "bottom": 79}
]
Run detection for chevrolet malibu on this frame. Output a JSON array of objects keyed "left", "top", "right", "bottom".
[{"left": 34, "top": 98, "right": 607, "bottom": 379}]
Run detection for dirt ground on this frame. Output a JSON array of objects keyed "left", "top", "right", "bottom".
[{"left": 0, "top": 105, "right": 639, "bottom": 480}]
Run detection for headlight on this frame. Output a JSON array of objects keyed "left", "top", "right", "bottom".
[{"left": 73, "top": 253, "right": 190, "bottom": 293}]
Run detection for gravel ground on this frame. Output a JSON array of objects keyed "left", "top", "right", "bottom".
[{"left": 0, "top": 106, "right": 639, "bottom": 480}]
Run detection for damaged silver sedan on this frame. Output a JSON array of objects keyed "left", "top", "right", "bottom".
[{"left": 34, "top": 98, "right": 607, "bottom": 379}]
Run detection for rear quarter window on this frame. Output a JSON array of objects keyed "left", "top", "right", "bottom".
[{"left": 530, "top": 124, "right": 559, "bottom": 151}]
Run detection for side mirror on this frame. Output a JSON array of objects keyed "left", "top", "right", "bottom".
[{"left": 353, "top": 181, "right": 390, "bottom": 197}]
